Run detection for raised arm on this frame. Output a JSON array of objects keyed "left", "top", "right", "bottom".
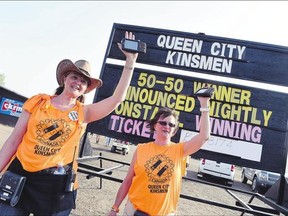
[
  {"left": 0, "top": 110, "right": 30, "bottom": 173},
  {"left": 183, "top": 96, "right": 211, "bottom": 157},
  {"left": 84, "top": 31, "right": 138, "bottom": 123}
]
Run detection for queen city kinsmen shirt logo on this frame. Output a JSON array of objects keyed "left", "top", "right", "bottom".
[
  {"left": 144, "top": 154, "right": 174, "bottom": 193},
  {"left": 34, "top": 118, "right": 72, "bottom": 156}
]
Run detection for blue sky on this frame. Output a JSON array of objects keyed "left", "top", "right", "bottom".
[{"left": 1, "top": 1, "right": 287, "bottom": 103}]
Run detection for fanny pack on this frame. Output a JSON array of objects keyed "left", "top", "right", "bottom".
[
  {"left": 6, "top": 157, "right": 75, "bottom": 214},
  {"left": 0, "top": 171, "right": 26, "bottom": 207}
]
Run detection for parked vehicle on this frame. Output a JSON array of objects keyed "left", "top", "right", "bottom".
[
  {"left": 241, "top": 167, "right": 280, "bottom": 193},
  {"left": 110, "top": 140, "right": 130, "bottom": 155},
  {"left": 197, "top": 158, "right": 235, "bottom": 186}
]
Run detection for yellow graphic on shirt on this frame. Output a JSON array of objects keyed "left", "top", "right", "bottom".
[
  {"left": 145, "top": 154, "right": 174, "bottom": 185},
  {"left": 35, "top": 118, "right": 71, "bottom": 155}
]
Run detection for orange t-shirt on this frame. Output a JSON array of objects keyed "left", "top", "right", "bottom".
[
  {"left": 128, "top": 142, "right": 185, "bottom": 215},
  {"left": 15, "top": 94, "right": 84, "bottom": 176}
]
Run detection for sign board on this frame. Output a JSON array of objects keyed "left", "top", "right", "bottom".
[
  {"left": 87, "top": 23, "right": 288, "bottom": 173},
  {"left": 0, "top": 97, "right": 24, "bottom": 118},
  {"left": 107, "top": 24, "right": 288, "bottom": 87}
]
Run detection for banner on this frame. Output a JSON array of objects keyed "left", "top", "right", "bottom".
[
  {"left": 0, "top": 97, "right": 23, "bottom": 118},
  {"left": 87, "top": 23, "right": 288, "bottom": 173},
  {"left": 107, "top": 23, "right": 288, "bottom": 87}
]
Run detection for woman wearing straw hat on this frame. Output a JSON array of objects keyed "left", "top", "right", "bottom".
[{"left": 0, "top": 31, "right": 138, "bottom": 216}]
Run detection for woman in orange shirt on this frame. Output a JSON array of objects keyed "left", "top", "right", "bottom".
[
  {"left": 109, "top": 96, "right": 211, "bottom": 215},
  {"left": 0, "top": 31, "right": 138, "bottom": 216}
]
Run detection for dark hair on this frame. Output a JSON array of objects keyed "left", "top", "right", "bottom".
[
  {"left": 146, "top": 107, "right": 179, "bottom": 133},
  {"left": 54, "top": 86, "right": 85, "bottom": 103}
]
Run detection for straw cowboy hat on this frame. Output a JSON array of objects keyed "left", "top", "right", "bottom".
[{"left": 56, "top": 59, "right": 103, "bottom": 94}]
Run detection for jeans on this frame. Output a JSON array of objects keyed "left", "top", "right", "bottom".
[{"left": 0, "top": 202, "right": 73, "bottom": 216}]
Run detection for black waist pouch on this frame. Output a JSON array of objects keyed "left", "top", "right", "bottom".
[
  {"left": 0, "top": 171, "right": 26, "bottom": 207},
  {"left": 134, "top": 209, "right": 150, "bottom": 216},
  {"left": 8, "top": 157, "right": 75, "bottom": 215}
]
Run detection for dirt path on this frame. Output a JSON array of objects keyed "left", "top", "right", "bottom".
[
  {"left": 0, "top": 125, "right": 284, "bottom": 215},
  {"left": 71, "top": 137, "right": 278, "bottom": 216}
]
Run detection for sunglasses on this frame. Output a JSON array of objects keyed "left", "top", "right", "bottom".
[{"left": 157, "top": 121, "right": 176, "bottom": 128}]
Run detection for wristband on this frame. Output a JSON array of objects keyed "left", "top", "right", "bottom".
[
  {"left": 111, "top": 205, "right": 119, "bottom": 213},
  {"left": 200, "top": 107, "right": 210, "bottom": 112},
  {"left": 124, "top": 66, "right": 134, "bottom": 70}
]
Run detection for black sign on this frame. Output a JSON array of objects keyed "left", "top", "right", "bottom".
[
  {"left": 88, "top": 23, "right": 288, "bottom": 173},
  {"left": 108, "top": 23, "right": 288, "bottom": 87}
]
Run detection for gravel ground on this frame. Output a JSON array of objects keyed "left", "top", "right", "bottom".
[
  {"left": 0, "top": 125, "right": 285, "bottom": 216},
  {"left": 70, "top": 135, "right": 284, "bottom": 216}
]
